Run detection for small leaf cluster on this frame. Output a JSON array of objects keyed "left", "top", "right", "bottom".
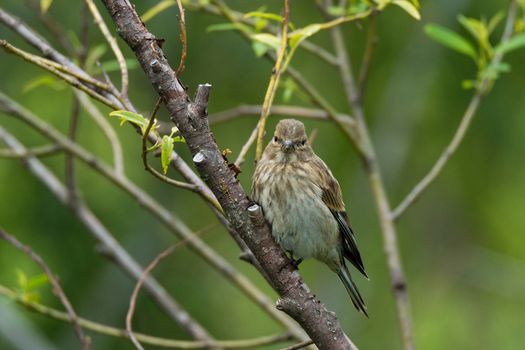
[
  {"left": 109, "top": 110, "right": 185, "bottom": 174},
  {"left": 14, "top": 269, "right": 48, "bottom": 303},
  {"left": 425, "top": 4, "right": 525, "bottom": 90}
]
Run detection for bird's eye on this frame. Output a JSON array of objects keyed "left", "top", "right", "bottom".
[
  {"left": 274, "top": 136, "right": 280, "bottom": 142},
  {"left": 300, "top": 139, "right": 306, "bottom": 146}
]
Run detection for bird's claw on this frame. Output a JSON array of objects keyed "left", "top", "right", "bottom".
[{"left": 287, "top": 251, "right": 303, "bottom": 269}]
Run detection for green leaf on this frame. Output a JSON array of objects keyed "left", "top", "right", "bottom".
[
  {"left": 457, "top": 15, "right": 487, "bottom": 43},
  {"left": 25, "top": 274, "right": 48, "bottom": 291},
  {"left": 461, "top": 79, "right": 476, "bottom": 89},
  {"left": 141, "top": 0, "right": 176, "bottom": 23},
  {"left": 172, "top": 136, "right": 185, "bottom": 143},
  {"left": 161, "top": 135, "right": 175, "bottom": 174},
  {"left": 487, "top": 11, "right": 504, "bottom": 35},
  {"left": 289, "top": 23, "right": 323, "bottom": 49},
  {"left": 252, "top": 41, "right": 270, "bottom": 57},
  {"left": 245, "top": 11, "right": 284, "bottom": 23},
  {"left": 40, "top": 0, "right": 53, "bottom": 14},
  {"left": 206, "top": 22, "right": 248, "bottom": 33},
  {"left": 251, "top": 33, "right": 281, "bottom": 52},
  {"left": 391, "top": 0, "right": 421, "bottom": 20},
  {"left": 254, "top": 18, "right": 268, "bottom": 32},
  {"left": 424, "top": 24, "right": 477, "bottom": 60},
  {"left": 23, "top": 76, "right": 66, "bottom": 93},
  {"left": 16, "top": 269, "right": 28, "bottom": 290},
  {"left": 495, "top": 33, "right": 525, "bottom": 55},
  {"left": 281, "top": 77, "right": 297, "bottom": 102},
  {"left": 327, "top": 5, "right": 346, "bottom": 16},
  {"left": 109, "top": 110, "right": 150, "bottom": 133},
  {"left": 85, "top": 44, "right": 108, "bottom": 72}
]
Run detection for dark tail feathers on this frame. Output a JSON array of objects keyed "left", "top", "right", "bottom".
[{"left": 337, "top": 265, "right": 368, "bottom": 317}]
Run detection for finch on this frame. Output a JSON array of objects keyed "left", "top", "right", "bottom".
[{"left": 251, "top": 119, "right": 368, "bottom": 315}]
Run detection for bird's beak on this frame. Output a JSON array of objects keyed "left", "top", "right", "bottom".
[{"left": 283, "top": 139, "right": 293, "bottom": 151}]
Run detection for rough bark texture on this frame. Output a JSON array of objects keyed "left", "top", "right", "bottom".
[{"left": 101, "top": 1, "right": 354, "bottom": 348}]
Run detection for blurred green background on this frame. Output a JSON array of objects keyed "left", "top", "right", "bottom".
[{"left": 1, "top": 0, "right": 524, "bottom": 349}]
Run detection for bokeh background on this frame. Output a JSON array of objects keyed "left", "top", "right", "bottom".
[{"left": 1, "top": 0, "right": 524, "bottom": 349}]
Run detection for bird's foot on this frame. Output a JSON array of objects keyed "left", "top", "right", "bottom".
[{"left": 287, "top": 251, "right": 303, "bottom": 269}]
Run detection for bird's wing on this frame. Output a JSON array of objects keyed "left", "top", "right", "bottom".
[{"left": 313, "top": 157, "right": 368, "bottom": 278}]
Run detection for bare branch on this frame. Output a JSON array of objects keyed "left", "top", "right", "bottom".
[
  {"left": 85, "top": 0, "right": 129, "bottom": 97},
  {"left": 325, "top": 1, "right": 414, "bottom": 348},
  {"left": 0, "top": 39, "right": 119, "bottom": 109},
  {"left": 75, "top": 91, "right": 125, "bottom": 176},
  {"left": 357, "top": 13, "right": 378, "bottom": 100},
  {"left": 279, "top": 339, "right": 314, "bottom": 350},
  {"left": 126, "top": 228, "right": 211, "bottom": 350},
  {"left": 0, "top": 7, "right": 218, "bottom": 209},
  {"left": 0, "top": 228, "right": 91, "bottom": 350},
  {"left": 390, "top": 0, "right": 519, "bottom": 221},
  {"left": 0, "top": 126, "right": 216, "bottom": 343},
  {"left": 208, "top": 104, "right": 354, "bottom": 125},
  {"left": 0, "top": 92, "right": 305, "bottom": 341},
  {"left": 0, "top": 284, "right": 294, "bottom": 349},
  {"left": 0, "top": 144, "right": 61, "bottom": 158},
  {"left": 254, "top": 0, "right": 290, "bottom": 161},
  {"left": 186, "top": 1, "right": 339, "bottom": 66},
  {"left": 65, "top": 97, "right": 81, "bottom": 205},
  {"left": 234, "top": 124, "right": 258, "bottom": 167},
  {"left": 175, "top": 0, "right": 187, "bottom": 75}
]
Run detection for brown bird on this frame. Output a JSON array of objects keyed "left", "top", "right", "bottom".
[{"left": 252, "top": 119, "right": 368, "bottom": 315}]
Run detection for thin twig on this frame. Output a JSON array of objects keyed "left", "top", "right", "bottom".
[
  {"left": 0, "top": 144, "right": 61, "bottom": 158},
  {"left": 0, "top": 7, "right": 221, "bottom": 222},
  {"left": 327, "top": 1, "right": 414, "bottom": 348},
  {"left": 390, "top": 0, "right": 519, "bottom": 221},
  {"left": 127, "top": 228, "right": 208, "bottom": 350},
  {"left": 0, "top": 126, "right": 216, "bottom": 343},
  {"left": 0, "top": 284, "right": 294, "bottom": 349},
  {"left": 85, "top": 0, "right": 129, "bottom": 97},
  {"left": 187, "top": 1, "right": 339, "bottom": 66},
  {"left": 209, "top": 0, "right": 361, "bottom": 152},
  {"left": 279, "top": 340, "right": 314, "bottom": 350},
  {"left": 75, "top": 91, "right": 125, "bottom": 176},
  {"left": 0, "top": 40, "right": 119, "bottom": 109},
  {"left": 208, "top": 104, "right": 354, "bottom": 125},
  {"left": 0, "top": 92, "right": 304, "bottom": 341},
  {"left": 141, "top": 99, "right": 201, "bottom": 193},
  {"left": 254, "top": 0, "right": 290, "bottom": 161},
  {"left": 175, "top": 0, "right": 187, "bottom": 76},
  {"left": 65, "top": 97, "right": 81, "bottom": 205},
  {"left": 234, "top": 124, "right": 258, "bottom": 167},
  {"left": 0, "top": 228, "right": 91, "bottom": 350},
  {"left": 357, "top": 13, "right": 377, "bottom": 100}
]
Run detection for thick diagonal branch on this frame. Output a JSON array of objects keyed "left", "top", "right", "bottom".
[{"left": 100, "top": 0, "right": 355, "bottom": 348}]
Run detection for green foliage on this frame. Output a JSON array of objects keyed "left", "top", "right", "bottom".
[
  {"left": 23, "top": 75, "right": 66, "bottom": 93},
  {"left": 161, "top": 135, "right": 174, "bottom": 174},
  {"left": 495, "top": 33, "right": 525, "bottom": 55},
  {"left": 141, "top": 0, "right": 177, "bottom": 23},
  {"left": 425, "top": 10, "right": 525, "bottom": 90},
  {"left": 391, "top": 0, "right": 420, "bottom": 20},
  {"left": 40, "top": 0, "right": 53, "bottom": 14},
  {"left": 109, "top": 110, "right": 152, "bottom": 133},
  {"left": 15, "top": 269, "right": 48, "bottom": 303},
  {"left": 424, "top": 24, "right": 477, "bottom": 60},
  {"left": 109, "top": 111, "right": 184, "bottom": 174},
  {"left": 328, "top": 0, "right": 420, "bottom": 19}
]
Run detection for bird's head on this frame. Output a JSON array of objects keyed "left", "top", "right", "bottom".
[{"left": 266, "top": 119, "right": 312, "bottom": 162}]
